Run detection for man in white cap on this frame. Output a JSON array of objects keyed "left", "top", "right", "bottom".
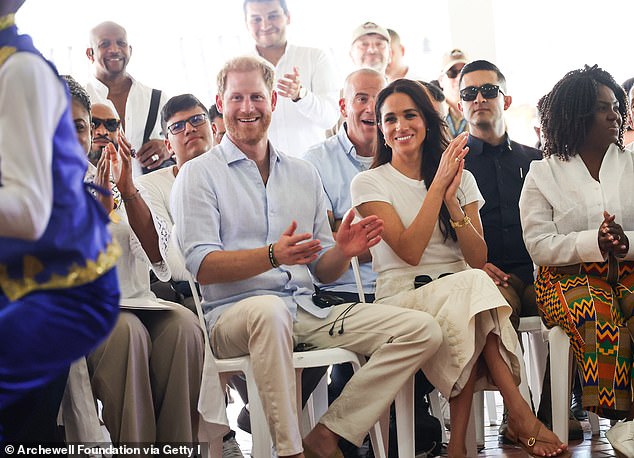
[
  {"left": 438, "top": 48, "right": 469, "bottom": 138},
  {"left": 349, "top": 21, "right": 391, "bottom": 76}
]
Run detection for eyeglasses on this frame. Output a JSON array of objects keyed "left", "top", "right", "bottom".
[
  {"left": 459, "top": 84, "right": 505, "bottom": 102},
  {"left": 167, "top": 113, "right": 208, "bottom": 135},
  {"left": 92, "top": 117, "right": 120, "bottom": 132},
  {"left": 445, "top": 65, "right": 464, "bottom": 79}
]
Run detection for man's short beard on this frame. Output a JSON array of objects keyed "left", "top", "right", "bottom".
[{"left": 88, "top": 142, "right": 118, "bottom": 166}]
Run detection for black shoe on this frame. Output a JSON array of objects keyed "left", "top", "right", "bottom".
[
  {"left": 498, "top": 411, "right": 516, "bottom": 445},
  {"left": 571, "top": 396, "right": 588, "bottom": 421},
  {"left": 237, "top": 406, "right": 251, "bottom": 434}
]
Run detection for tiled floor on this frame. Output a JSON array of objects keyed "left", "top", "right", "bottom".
[{"left": 226, "top": 390, "right": 620, "bottom": 457}]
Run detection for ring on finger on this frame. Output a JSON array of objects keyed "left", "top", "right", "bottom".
[
  {"left": 454, "top": 157, "right": 461, "bottom": 163},
  {"left": 151, "top": 153, "right": 160, "bottom": 162}
]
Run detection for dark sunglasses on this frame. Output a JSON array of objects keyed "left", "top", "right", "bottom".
[
  {"left": 459, "top": 84, "right": 505, "bottom": 102},
  {"left": 167, "top": 113, "right": 208, "bottom": 135},
  {"left": 445, "top": 66, "right": 464, "bottom": 79},
  {"left": 92, "top": 117, "right": 120, "bottom": 132}
]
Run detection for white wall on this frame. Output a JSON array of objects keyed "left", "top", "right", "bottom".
[{"left": 17, "top": 0, "right": 633, "bottom": 145}]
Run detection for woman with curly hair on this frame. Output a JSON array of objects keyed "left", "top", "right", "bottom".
[
  {"left": 520, "top": 65, "right": 634, "bottom": 457},
  {"left": 351, "top": 79, "right": 567, "bottom": 457}
]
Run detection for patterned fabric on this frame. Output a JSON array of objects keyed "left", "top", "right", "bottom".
[{"left": 535, "top": 261, "right": 634, "bottom": 418}]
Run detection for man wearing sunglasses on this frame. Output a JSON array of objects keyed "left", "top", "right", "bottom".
[
  {"left": 438, "top": 48, "right": 469, "bottom": 138},
  {"left": 458, "top": 60, "right": 583, "bottom": 442},
  {"left": 88, "top": 103, "right": 121, "bottom": 166}
]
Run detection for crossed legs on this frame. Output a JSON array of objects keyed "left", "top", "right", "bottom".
[{"left": 446, "top": 333, "right": 567, "bottom": 457}]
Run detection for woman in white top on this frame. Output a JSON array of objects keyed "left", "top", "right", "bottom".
[
  {"left": 520, "top": 65, "right": 634, "bottom": 456},
  {"left": 351, "top": 79, "right": 567, "bottom": 457}
]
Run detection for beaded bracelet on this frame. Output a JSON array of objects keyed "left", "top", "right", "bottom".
[
  {"left": 268, "top": 243, "right": 280, "bottom": 268},
  {"left": 450, "top": 215, "right": 471, "bottom": 229}
]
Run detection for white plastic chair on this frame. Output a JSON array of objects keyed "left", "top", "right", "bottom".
[
  {"left": 351, "top": 256, "right": 417, "bottom": 458},
  {"left": 546, "top": 324, "right": 600, "bottom": 441},
  {"left": 186, "top": 268, "right": 394, "bottom": 458}
]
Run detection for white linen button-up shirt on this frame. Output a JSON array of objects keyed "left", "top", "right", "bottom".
[
  {"left": 254, "top": 43, "right": 340, "bottom": 157},
  {"left": 85, "top": 75, "right": 170, "bottom": 177},
  {"left": 519, "top": 143, "right": 634, "bottom": 266},
  {"left": 170, "top": 136, "right": 336, "bottom": 327}
]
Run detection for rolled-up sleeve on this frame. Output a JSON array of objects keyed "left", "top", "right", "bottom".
[{"left": 170, "top": 161, "right": 223, "bottom": 278}]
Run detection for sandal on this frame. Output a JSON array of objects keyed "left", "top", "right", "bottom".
[
  {"left": 506, "top": 420, "right": 570, "bottom": 457},
  {"left": 302, "top": 440, "right": 344, "bottom": 458}
]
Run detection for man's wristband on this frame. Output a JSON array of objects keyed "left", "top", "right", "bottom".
[{"left": 268, "top": 243, "right": 280, "bottom": 268}]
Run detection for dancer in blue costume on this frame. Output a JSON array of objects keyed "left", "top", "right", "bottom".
[{"left": 0, "top": 0, "right": 120, "bottom": 442}]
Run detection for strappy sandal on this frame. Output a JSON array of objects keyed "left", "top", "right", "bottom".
[
  {"left": 302, "top": 440, "right": 344, "bottom": 458},
  {"left": 506, "top": 420, "right": 570, "bottom": 457}
]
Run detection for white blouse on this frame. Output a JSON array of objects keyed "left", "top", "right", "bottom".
[{"left": 519, "top": 143, "right": 634, "bottom": 266}]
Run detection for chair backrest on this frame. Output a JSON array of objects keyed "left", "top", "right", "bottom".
[{"left": 350, "top": 256, "right": 367, "bottom": 304}]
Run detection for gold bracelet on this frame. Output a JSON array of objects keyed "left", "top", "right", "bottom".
[{"left": 450, "top": 215, "right": 471, "bottom": 228}]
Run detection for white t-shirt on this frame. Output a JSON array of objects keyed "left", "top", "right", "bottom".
[{"left": 351, "top": 162, "right": 483, "bottom": 273}]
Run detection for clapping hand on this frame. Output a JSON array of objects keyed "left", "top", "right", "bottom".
[
  {"left": 94, "top": 150, "right": 114, "bottom": 212},
  {"left": 273, "top": 221, "right": 323, "bottom": 266},
  {"left": 599, "top": 211, "right": 629, "bottom": 258},
  {"left": 433, "top": 132, "right": 469, "bottom": 202},
  {"left": 277, "top": 67, "right": 303, "bottom": 101},
  {"left": 335, "top": 211, "right": 384, "bottom": 258}
]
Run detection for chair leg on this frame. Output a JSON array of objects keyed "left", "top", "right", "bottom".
[
  {"left": 485, "top": 391, "right": 498, "bottom": 426},
  {"left": 588, "top": 411, "right": 600, "bottom": 436},
  {"left": 428, "top": 390, "right": 448, "bottom": 444},
  {"left": 394, "top": 375, "right": 415, "bottom": 458},
  {"left": 550, "top": 326, "right": 573, "bottom": 443},
  {"left": 245, "top": 367, "right": 273, "bottom": 458},
  {"left": 473, "top": 391, "right": 485, "bottom": 448}
]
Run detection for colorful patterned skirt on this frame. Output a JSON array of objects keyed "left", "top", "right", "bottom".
[{"left": 535, "top": 261, "right": 634, "bottom": 419}]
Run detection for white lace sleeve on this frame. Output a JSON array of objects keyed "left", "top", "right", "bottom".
[{"left": 123, "top": 199, "right": 172, "bottom": 282}]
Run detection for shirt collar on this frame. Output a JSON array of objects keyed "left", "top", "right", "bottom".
[
  {"left": 220, "top": 135, "right": 282, "bottom": 167},
  {"left": 466, "top": 133, "right": 512, "bottom": 156},
  {"left": 88, "top": 72, "right": 136, "bottom": 96},
  {"left": 339, "top": 123, "right": 357, "bottom": 157}
]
